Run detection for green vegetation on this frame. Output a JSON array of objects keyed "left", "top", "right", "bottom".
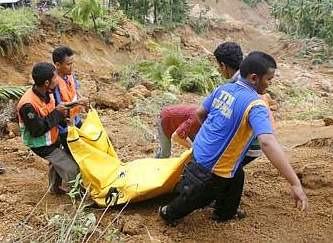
[
  {"left": 115, "top": 0, "right": 189, "bottom": 25},
  {"left": 70, "top": 0, "right": 125, "bottom": 33},
  {"left": 242, "top": 0, "right": 264, "bottom": 7},
  {"left": 0, "top": 8, "right": 37, "bottom": 56},
  {"left": 0, "top": 86, "right": 28, "bottom": 101},
  {"left": 135, "top": 43, "right": 224, "bottom": 94},
  {"left": 271, "top": 0, "right": 333, "bottom": 46}
]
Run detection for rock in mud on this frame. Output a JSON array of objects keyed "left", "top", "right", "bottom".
[
  {"left": 141, "top": 80, "right": 155, "bottom": 91},
  {"left": 323, "top": 117, "right": 333, "bottom": 126},
  {"left": 93, "top": 84, "right": 135, "bottom": 111},
  {"left": 94, "top": 92, "right": 134, "bottom": 111},
  {"left": 129, "top": 85, "right": 152, "bottom": 99},
  {"left": 6, "top": 122, "right": 20, "bottom": 138},
  {"left": 121, "top": 214, "right": 145, "bottom": 235}
]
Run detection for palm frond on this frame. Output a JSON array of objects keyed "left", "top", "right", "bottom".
[{"left": 0, "top": 86, "right": 28, "bottom": 101}]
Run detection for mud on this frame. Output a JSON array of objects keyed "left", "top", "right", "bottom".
[{"left": 0, "top": 0, "right": 333, "bottom": 241}]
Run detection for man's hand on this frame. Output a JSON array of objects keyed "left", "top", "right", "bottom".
[
  {"left": 78, "top": 97, "right": 89, "bottom": 107},
  {"left": 291, "top": 184, "right": 308, "bottom": 211},
  {"left": 56, "top": 103, "right": 68, "bottom": 115},
  {"left": 171, "top": 132, "right": 192, "bottom": 149}
]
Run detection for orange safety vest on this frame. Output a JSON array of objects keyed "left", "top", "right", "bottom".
[
  {"left": 55, "top": 74, "right": 81, "bottom": 119},
  {"left": 17, "top": 88, "right": 59, "bottom": 147}
]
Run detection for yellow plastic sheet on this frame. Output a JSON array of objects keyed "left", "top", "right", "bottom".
[{"left": 67, "top": 109, "right": 191, "bottom": 207}]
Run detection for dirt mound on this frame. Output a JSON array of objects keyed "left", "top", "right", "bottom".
[
  {"left": 191, "top": 0, "right": 273, "bottom": 28},
  {"left": 0, "top": 14, "right": 148, "bottom": 86},
  {"left": 295, "top": 137, "right": 333, "bottom": 148},
  {"left": 298, "top": 163, "right": 333, "bottom": 189}
]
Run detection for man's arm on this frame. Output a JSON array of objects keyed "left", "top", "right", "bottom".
[
  {"left": 171, "top": 132, "right": 192, "bottom": 148},
  {"left": 172, "top": 104, "right": 208, "bottom": 148},
  {"left": 258, "top": 134, "right": 308, "bottom": 210},
  {"left": 249, "top": 105, "right": 308, "bottom": 211},
  {"left": 19, "top": 104, "right": 66, "bottom": 137},
  {"left": 196, "top": 105, "right": 208, "bottom": 124}
]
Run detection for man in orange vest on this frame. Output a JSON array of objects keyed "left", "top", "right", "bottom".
[
  {"left": 52, "top": 46, "right": 88, "bottom": 154},
  {"left": 17, "top": 62, "right": 79, "bottom": 194}
]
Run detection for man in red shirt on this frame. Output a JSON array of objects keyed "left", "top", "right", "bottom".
[{"left": 155, "top": 42, "right": 243, "bottom": 158}]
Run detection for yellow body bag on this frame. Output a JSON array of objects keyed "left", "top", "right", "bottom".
[{"left": 67, "top": 109, "right": 191, "bottom": 207}]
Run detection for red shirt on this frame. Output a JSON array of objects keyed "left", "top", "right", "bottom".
[{"left": 160, "top": 104, "right": 201, "bottom": 139}]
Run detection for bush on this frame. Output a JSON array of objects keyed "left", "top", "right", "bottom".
[
  {"left": 116, "top": 0, "right": 189, "bottom": 25},
  {"left": 271, "top": 0, "right": 333, "bottom": 46},
  {"left": 69, "top": 0, "right": 126, "bottom": 36},
  {"left": 0, "top": 8, "right": 38, "bottom": 56},
  {"left": 137, "top": 44, "right": 224, "bottom": 94}
]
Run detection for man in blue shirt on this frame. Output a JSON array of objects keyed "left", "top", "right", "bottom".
[{"left": 159, "top": 51, "right": 308, "bottom": 225}]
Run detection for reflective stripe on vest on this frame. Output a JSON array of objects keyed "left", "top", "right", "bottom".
[{"left": 212, "top": 99, "right": 268, "bottom": 178}]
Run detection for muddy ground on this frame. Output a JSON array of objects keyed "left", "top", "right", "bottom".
[{"left": 0, "top": 0, "right": 333, "bottom": 242}]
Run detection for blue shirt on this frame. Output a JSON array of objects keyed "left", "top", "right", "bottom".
[{"left": 193, "top": 77, "right": 273, "bottom": 178}]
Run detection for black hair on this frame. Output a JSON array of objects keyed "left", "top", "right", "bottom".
[
  {"left": 213, "top": 42, "right": 243, "bottom": 70},
  {"left": 32, "top": 62, "right": 56, "bottom": 86},
  {"left": 52, "top": 46, "right": 74, "bottom": 64},
  {"left": 239, "top": 51, "right": 277, "bottom": 78}
]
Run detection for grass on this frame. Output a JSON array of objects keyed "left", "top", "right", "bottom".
[
  {"left": 0, "top": 8, "right": 38, "bottom": 56},
  {"left": 15, "top": 183, "right": 123, "bottom": 242}
]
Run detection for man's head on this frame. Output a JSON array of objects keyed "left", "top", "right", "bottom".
[
  {"left": 52, "top": 46, "right": 74, "bottom": 76},
  {"left": 239, "top": 51, "right": 277, "bottom": 94},
  {"left": 32, "top": 62, "right": 57, "bottom": 91},
  {"left": 213, "top": 42, "right": 243, "bottom": 79}
]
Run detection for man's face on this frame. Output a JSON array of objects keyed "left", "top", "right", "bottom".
[
  {"left": 46, "top": 72, "right": 58, "bottom": 92},
  {"left": 56, "top": 55, "right": 74, "bottom": 75},
  {"left": 217, "top": 61, "right": 234, "bottom": 79},
  {"left": 256, "top": 68, "right": 275, "bottom": 94}
]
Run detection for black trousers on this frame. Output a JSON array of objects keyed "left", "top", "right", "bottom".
[{"left": 166, "top": 160, "right": 245, "bottom": 221}]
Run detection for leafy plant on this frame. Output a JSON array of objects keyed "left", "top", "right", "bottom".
[
  {"left": 271, "top": 0, "right": 333, "bottom": 46},
  {"left": 137, "top": 44, "right": 225, "bottom": 94},
  {"left": 46, "top": 211, "right": 97, "bottom": 242},
  {"left": 0, "top": 86, "right": 28, "bottom": 101},
  {"left": 68, "top": 0, "right": 126, "bottom": 37},
  {"left": 71, "top": 0, "right": 105, "bottom": 32},
  {"left": 119, "top": 64, "right": 145, "bottom": 89},
  {"left": 115, "top": 0, "right": 189, "bottom": 25},
  {"left": 0, "top": 8, "right": 37, "bottom": 56},
  {"left": 67, "top": 173, "right": 84, "bottom": 204}
]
